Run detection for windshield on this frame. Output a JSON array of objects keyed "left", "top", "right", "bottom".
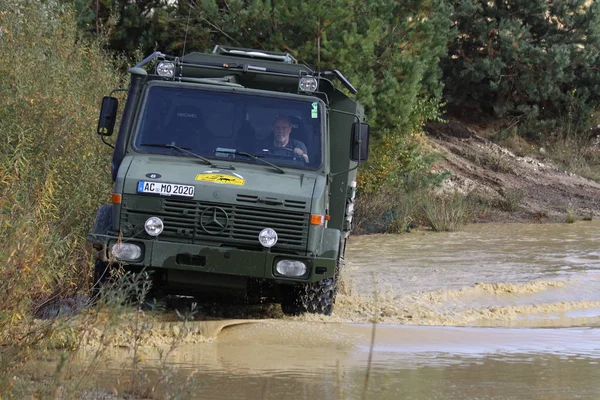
[{"left": 133, "top": 85, "right": 323, "bottom": 169}]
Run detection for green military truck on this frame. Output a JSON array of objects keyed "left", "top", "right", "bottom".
[{"left": 87, "top": 45, "right": 369, "bottom": 315}]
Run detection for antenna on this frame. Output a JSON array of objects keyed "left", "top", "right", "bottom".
[
  {"left": 180, "top": 0, "right": 193, "bottom": 65},
  {"left": 317, "top": 18, "right": 321, "bottom": 71}
]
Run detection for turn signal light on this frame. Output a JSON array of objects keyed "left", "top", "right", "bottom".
[
  {"left": 111, "top": 193, "right": 122, "bottom": 204},
  {"left": 310, "top": 214, "right": 325, "bottom": 226}
]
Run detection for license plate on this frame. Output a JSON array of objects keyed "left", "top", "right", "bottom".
[{"left": 137, "top": 181, "right": 195, "bottom": 197}]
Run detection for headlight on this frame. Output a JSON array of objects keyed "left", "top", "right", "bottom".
[
  {"left": 299, "top": 76, "right": 318, "bottom": 93},
  {"left": 258, "top": 228, "right": 278, "bottom": 248},
  {"left": 156, "top": 61, "right": 175, "bottom": 77},
  {"left": 110, "top": 242, "right": 142, "bottom": 261},
  {"left": 276, "top": 260, "right": 307, "bottom": 277},
  {"left": 145, "top": 217, "right": 164, "bottom": 236}
]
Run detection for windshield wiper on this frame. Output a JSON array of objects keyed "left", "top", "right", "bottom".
[
  {"left": 140, "top": 143, "right": 215, "bottom": 166},
  {"left": 219, "top": 149, "right": 285, "bottom": 174}
]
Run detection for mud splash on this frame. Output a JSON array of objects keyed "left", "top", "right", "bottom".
[
  {"left": 30, "top": 313, "right": 263, "bottom": 350},
  {"left": 296, "top": 277, "right": 600, "bottom": 328},
  {"left": 82, "top": 319, "right": 261, "bottom": 347}
]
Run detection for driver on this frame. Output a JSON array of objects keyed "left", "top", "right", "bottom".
[{"left": 260, "top": 115, "right": 309, "bottom": 163}]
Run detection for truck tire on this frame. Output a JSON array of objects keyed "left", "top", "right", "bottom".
[
  {"left": 92, "top": 205, "right": 112, "bottom": 235},
  {"left": 280, "top": 276, "right": 337, "bottom": 316}
]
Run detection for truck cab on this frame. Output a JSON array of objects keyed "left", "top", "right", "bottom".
[{"left": 88, "top": 45, "right": 369, "bottom": 315}]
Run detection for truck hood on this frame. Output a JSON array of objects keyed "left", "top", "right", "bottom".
[{"left": 122, "top": 156, "right": 317, "bottom": 212}]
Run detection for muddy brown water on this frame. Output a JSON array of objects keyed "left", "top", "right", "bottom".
[{"left": 37, "top": 222, "right": 600, "bottom": 399}]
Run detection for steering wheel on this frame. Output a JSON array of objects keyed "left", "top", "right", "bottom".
[
  {"left": 266, "top": 147, "right": 306, "bottom": 162},
  {"left": 268, "top": 147, "right": 296, "bottom": 157}
]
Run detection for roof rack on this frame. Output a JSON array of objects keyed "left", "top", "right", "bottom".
[{"left": 212, "top": 45, "right": 298, "bottom": 64}]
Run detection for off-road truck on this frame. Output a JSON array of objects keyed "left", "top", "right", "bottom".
[{"left": 87, "top": 45, "right": 369, "bottom": 315}]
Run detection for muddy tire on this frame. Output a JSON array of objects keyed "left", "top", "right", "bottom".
[{"left": 280, "top": 276, "right": 337, "bottom": 316}]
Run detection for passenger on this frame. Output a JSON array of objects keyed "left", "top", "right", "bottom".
[{"left": 260, "top": 115, "right": 309, "bottom": 163}]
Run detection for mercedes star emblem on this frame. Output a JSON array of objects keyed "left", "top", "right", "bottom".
[{"left": 200, "top": 207, "right": 229, "bottom": 234}]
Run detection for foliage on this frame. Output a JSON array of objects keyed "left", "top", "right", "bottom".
[
  {"left": 353, "top": 167, "right": 451, "bottom": 234},
  {"left": 444, "top": 0, "right": 600, "bottom": 141},
  {"left": 0, "top": 0, "right": 122, "bottom": 345},
  {"left": 68, "top": 0, "right": 174, "bottom": 56}
]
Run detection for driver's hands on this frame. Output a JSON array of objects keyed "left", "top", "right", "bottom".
[{"left": 294, "top": 147, "right": 309, "bottom": 163}]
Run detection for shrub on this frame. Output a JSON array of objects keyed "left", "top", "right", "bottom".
[
  {"left": 419, "top": 191, "right": 472, "bottom": 232},
  {"left": 0, "top": 0, "right": 123, "bottom": 338}
]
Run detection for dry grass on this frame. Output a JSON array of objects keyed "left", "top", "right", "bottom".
[
  {"left": 546, "top": 137, "right": 600, "bottom": 183},
  {"left": 354, "top": 185, "right": 478, "bottom": 234},
  {"left": 419, "top": 191, "right": 473, "bottom": 232},
  {"left": 565, "top": 207, "right": 576, "bottom": 224}
]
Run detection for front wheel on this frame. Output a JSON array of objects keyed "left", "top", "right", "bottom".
[{"left": 280, "top": 276, "right": 338, "bottom": 316}]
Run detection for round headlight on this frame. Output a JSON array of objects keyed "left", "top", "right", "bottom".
[
  {"left": 299, "top": 76, "right": 318, "bottom": 93},
  {"left": 145, "top": 217, "right": 164, "bottom": 237},
  {"left": 258, "top": 228, "right": 278, "bottom": 248},
  {"left": 156, "top": 61, "right": 175, "bottom": 78}
]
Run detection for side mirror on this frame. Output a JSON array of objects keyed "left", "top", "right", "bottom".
[
  {"left": 97, "top": 96, "right": 119, "bottom": 136},
  {"left": 351, "top": 122, "right": 370, "bottom": 162}
]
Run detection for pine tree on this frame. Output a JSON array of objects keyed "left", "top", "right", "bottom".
[
  {"left": 444, "top": 0, "right": 600, "bottom": 139},
  {"left": 184, "top": 0, "right": 452, "bottom": 134}
]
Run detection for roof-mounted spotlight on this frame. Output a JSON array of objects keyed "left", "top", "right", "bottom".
[
  {"left": 299, "top": 76, "right": 318, "bottom": 94},
  {"left": 156, "top": 61, "right": 175, "bottom": 78}
]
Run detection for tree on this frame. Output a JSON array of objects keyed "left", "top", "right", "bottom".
[
  {"left": 67, "top": 0, "right": 174, "bottom": 56},
  {"left": 444, "top": 0, "right": 600, "bottom": 140}
]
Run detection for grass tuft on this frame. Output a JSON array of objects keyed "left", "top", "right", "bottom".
[{"left": 565, "top": 207, "right": 576, "bottom": 224}]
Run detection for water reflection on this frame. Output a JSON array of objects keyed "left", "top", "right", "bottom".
[{"left": 79, "top": 322, "right": 600, "bottom": 400}]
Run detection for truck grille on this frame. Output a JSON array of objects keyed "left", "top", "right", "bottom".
[{"left": 121, "top": 196, "right": 309, "bottom": 252}]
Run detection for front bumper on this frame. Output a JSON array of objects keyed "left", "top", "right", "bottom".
[{"left": 87, "top": 233, "right": 335, "bottom": 283}]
